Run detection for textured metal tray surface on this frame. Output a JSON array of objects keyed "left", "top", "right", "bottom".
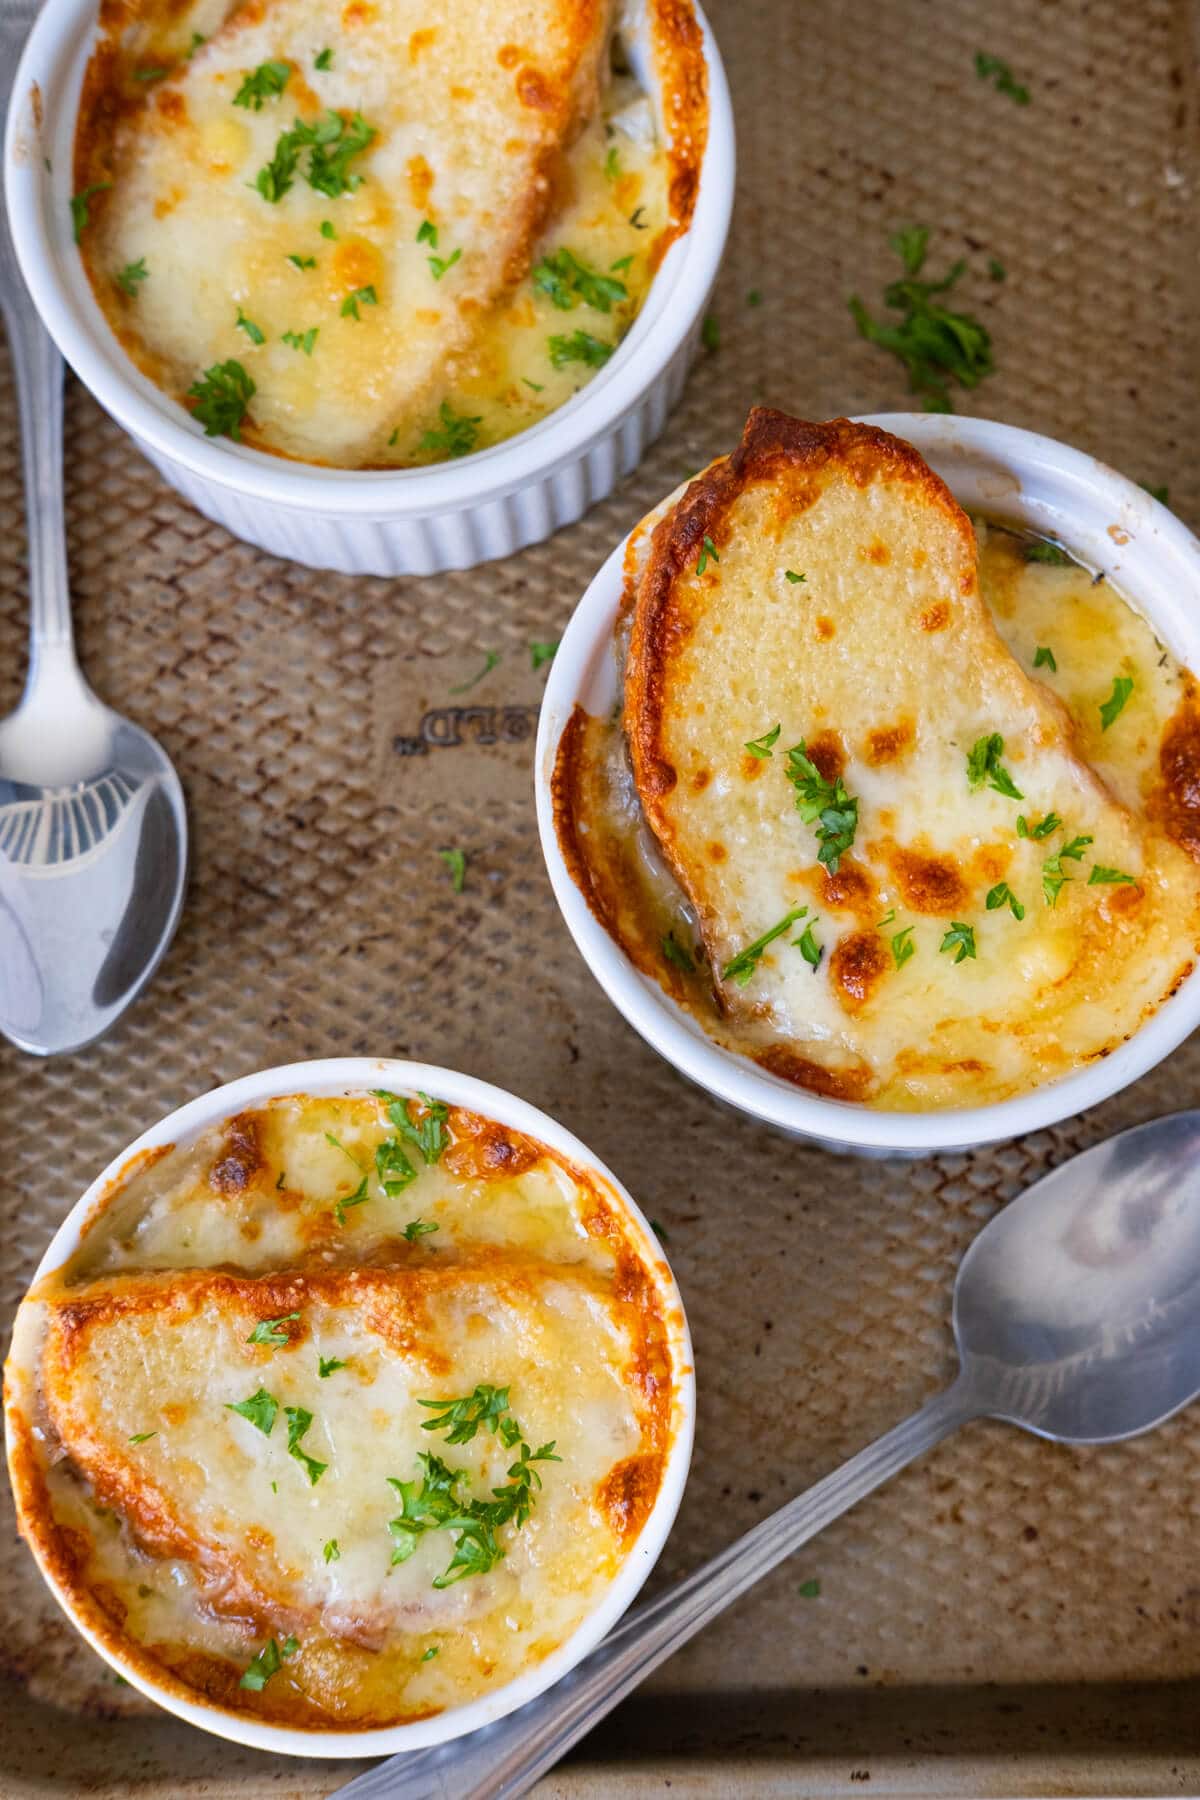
[{"left": 2, "top": 0, "right": 1200, "bottom": 1792}]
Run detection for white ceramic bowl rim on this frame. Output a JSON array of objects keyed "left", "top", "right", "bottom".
[
  {"left": 4, "top": 0, "right": 734, "bottom": 515},
  {"left": 10, "top": 1057, "right": 695, "bottom": 1758},
  {"left": 535, "top": 414, "right": 1200, "bottom": 1156}
]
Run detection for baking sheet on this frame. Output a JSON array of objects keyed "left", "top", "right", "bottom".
[{"left": 2, "top": 0, "right": 1200, "bottom": 1791}]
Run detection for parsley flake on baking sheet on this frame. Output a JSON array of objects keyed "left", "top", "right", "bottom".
[
  {"left": 1099, "top": 675, "right": 1134, "bottom": 731},
  {"left": 849, "top": 226, "right": 994, "bottom": 412},
  {"left": 186, "top": 360, "right": 255, "bottom": 439},
  {"left": 975, "top": 51, "right": 1030, "bottom": 104},
  {"left": 548, "top": 329, "right": 613, "bottom": 368},
  {"left": 438, "top": 847, "right": 466, "bottom": 893},
  {"left": 722, "top": 908, "right": 808, "bottom": 987},
  {"left": 115, "top": 257, "right": 148, "bottom": 297},
  {"left": 247, "top": 1312, "right": 300, "bottom": 1347},
  {"left": 940, "top": 921, "right": 977, "bottom": 964},
  {"left": 450, "top": 650, "right": 501, "bottom": 694},
  {"left": 784, "top": 743, "right": 859, "bottom": 872},
  {"left": 234, "top": 61, "right": 290, "bottom": 110},
  {"left": 226, "top": 1388, "right": 279, "bottom": 1436},
  {"left": 966, "top": 733, "right": 1023, "bottom": 800},
  {"left": 744, "top": 723, "right": 782, "bottom": 759},
  {"left": 701, "top": 314, "right": 720, "bottom": 352},
  {"left": 530, "top": 640, "right": 559, "bottom": 670}
]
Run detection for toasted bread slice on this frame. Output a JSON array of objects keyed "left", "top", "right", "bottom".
[
  {"left": 76, "top": 0, "right": 611, "bottom": 464},
  {"left": 624, "top": 409, "right": 1200, "bottom": 1107},
  {"left": 39, "top": 1259, "right": 644, "bottom": 1648}
]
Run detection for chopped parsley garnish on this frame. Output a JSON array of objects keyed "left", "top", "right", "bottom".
[
  {"left": 722, "top": 908, "right": 807, "bottom": 987},
  {"left": 428, "top": 248, "right": 461, "bottom": 280},
  {"left": 240, "top": 1635, "right": 298, "bottom": 1691},
  {"left": 891, "top": 925, "right": 916, "bottom": 969},
  {"left": 314, "top": 47, "right": 334, "bottom": 69},
  {"left": 450, "top": 650, "right": 501, "bottom": 694},
  {"left": 70, "top": 183, "right": 110, "bottom": 242},
  {"left": 975, "top": 51, "right": 1030, "bottom": 104},
  {"left": 371, "top": 1089, "right": 451, "bottom": 1166},
  {"left": 318, "top": 1356, "right": 347, "bottom": 1378},
  {"left": 1033, "top": 645, "right": 1057, "bottom": 672},
  {"left": 403, "top": 1218, "right": 439, "bottom": 1242},
  {"left": 785, "top": 570, "right": 806, "bottom": 584},
  {"left": 1042, "top": 836, "right": 1092, "bottom": 907},
  {"left": 661, "top": 930, "right": 696, "bottom": 973},
  {"left": 282, "top": 327, "right": 318, "bottom": 355},
  {"left": 186, "top": 360, "right": 255, "bottom": 439},
  {"left": 523, "top": 377, "right": 545, "bottom": 392},
  {"left": 1023, "top": 539, "right": 1072, "bottom": 565},
  {"left": 784, "top": 742, "right": 859, "bottom": 872},
  {"left": 419, "top": 401, "right": 481, "bottom": 459},
  {"left": 986, "top": 881, "right": 1025, "bottom": 921},
  {"left": 388, "top": 1389, "right": 561, "bottom": 1587},
  {"left": 323, "top": 1539, "right": 340, "bottom": 1562},
  {"left": 333, "top": 1176, "right": 369, "bottom": 1224},
  {"left": 849, "top": 226, "right": 993, "bottom": 412},
  {"left": 133, "top": 66, "right": 169, "bottom": 81},
  {"left": 530, "top": 640, "right": 559, "bottom": 670},
  {"left": 795, "top": 918, "right": 822, "bottom": 970},
  {"left": 696, "top": 535, "right": 720, "bottom": 575},
  {"left": 744, "top": 723, "right": 781, "bottom": 759},
  {"left": 128, "top": 1431, "right": 157, "bottom": 1444},
  {"left": 325, "top": 1130, "right": 363, "bottom": 1169},
  {"left": 255, "top": 111, "right": 376, "bottom": 204},
  {"left": 438, "top": 847, "right": 466, "bottom": 893},
  {"left": 234, "top": 61, "right": 290, "bottom": 110},
  {"left": 422, "top": 1646, "right": 439, "bottom": 1661},
  {"left": 533, "top": 247, "right": 627, "bottom": 313},
  {"left": 604, "top": 145, "right": 620, "bottom": 180},
  {"left": 285, "top": 1405, "right": 327, "bottom": 1485},
  {"left": 340, "top": 284, "right": 377, "bottom": 320},
  {"left": 320, "top": 220, "right": 337, "bottom": 239},
  {"left": 247, "top": 1312, "right": 300, "bottom": 1347},
  {"left": 610, "top": 253, "right": 633, "bottom": 273},
  {"left": 548, "top": 329, "right": 613, "bottom": 368},
  {"left": 417, "top": 218, "right": 438, "bottom": 245},
  {"left": 701, "top": 314, "right": 720, "bottom": 352},
  {"left": 1017, "top": 811, "right": 1062, "bottom": 840},
  {"left": 940, "top": 921, "right": 977, "bottom": 964},
  {"left": 286, "top": 253, "right": 316, "bottom": 270},
  {"left": 188, "top": 32, "right": 206, "bottom": 55},
  {"left": 226, "top": 1388, "right": 279, "bottom": 1436},
  {"left": 115, "top": 257, "right": 148, "bottom": 297},
  {"left": 235, "top": 308, "right": 265, "bottom": 345},
  {"left": 966, "top": 732, "right": 1023, "bottom": 800},
  {"left": 1099, "top": 675, "right": 1134, "bottom": 731},
  {"left": 1089, "top": 865, "right": 1138, "bottom": 886}
]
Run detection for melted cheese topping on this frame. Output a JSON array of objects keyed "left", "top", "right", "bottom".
[
  {"left": 73, "top": 0, "right": 692, "bottom": 466},
  {"left": 556, "top": 485, "right": 1200, "bottom": 1111},
  {"left": 5, "top": 1094, "right": 684, "bottom": 1730}
]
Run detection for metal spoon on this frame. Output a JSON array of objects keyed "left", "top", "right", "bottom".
[
  {"left": 0, "top": 10, "right": 187, "bottom": 1055},
  {"left": 335, "top": 1109, "right": 1200, "bottom": 1800}
]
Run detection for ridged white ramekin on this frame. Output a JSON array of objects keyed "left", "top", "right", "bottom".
[
  {"left": 535, "top": 415, "right": 1200, "bottom": 1157},
  {"left": 5, "top": 2, "right": 734, "bottom": 576},
  {"left": 4, "top": 1057, "right": 695, "bottom": 1756}
]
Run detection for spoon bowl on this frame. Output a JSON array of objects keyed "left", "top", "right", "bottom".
[{"left": 0, "top": 1, "right": 187, "bottom": 1056}]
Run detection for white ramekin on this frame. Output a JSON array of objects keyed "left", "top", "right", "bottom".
[
  {"left": 5, "top": 2, "right": 734, "bottom": 576},
  {"left": 535, "top": 414, "right": 1200, "bottom": 1157},
  {"left": 4, "top": 1057, "right": 695, "bottom": 1757}
]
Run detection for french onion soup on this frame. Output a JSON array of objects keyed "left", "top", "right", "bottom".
[
  {"left": 71, "top": 0, "right": 707, "bottom": 466},
  {"left": 554, "top": 409, "right": 1200, "bottom": 1111},
  {"left": 5, "top": 1089, "right": 687, "bottom": 1729}
]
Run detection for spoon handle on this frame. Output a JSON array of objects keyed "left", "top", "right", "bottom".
[
  {"left": 1, "top": 290, "right": 71, "bottom": 651},
  {"left": 333, "top": 1380, "right": 977, "bottom": 1800}
]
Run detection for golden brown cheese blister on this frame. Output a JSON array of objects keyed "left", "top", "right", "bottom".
[{"left": 618, "top": 409, "right": 1200, "bottom": 1108}]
